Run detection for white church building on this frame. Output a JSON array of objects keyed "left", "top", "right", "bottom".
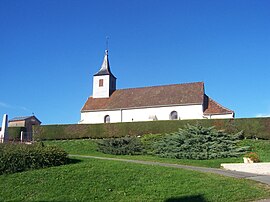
[{"left": 80, "top": 50, "right": 234, "bottom": 124}]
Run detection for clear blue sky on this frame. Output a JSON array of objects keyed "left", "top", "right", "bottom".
[{"left": 0, "top": 0, "right": 269, "bottom": 124}]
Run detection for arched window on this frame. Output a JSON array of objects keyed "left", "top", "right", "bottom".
[
  {"left": 170, "top": 111, "right": 178, "bottom": 120},
  {"left": 104, "top": 115, "right": 110, "bottom": 123}
]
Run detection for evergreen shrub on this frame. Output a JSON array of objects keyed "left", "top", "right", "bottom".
[
  {"left": 0, "top": 143, "right": 68, "bottom": 175},
  {"left": 97, "top": 136, "right": 144, "bottom": 155},
  {"left": 152, "top": 124, "right": 249, "bottom": 160},
  {"left": 140, "top": 133, "right": 164, "bottom": 154}
]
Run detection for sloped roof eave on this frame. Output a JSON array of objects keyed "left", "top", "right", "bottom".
[
  {"left": 203, "top": 96, "right": 234, "bottom": 115},
  {"left": 9, "top": 116, "right": 42, "bottom": 123},
  {"left": 203, "top": 111, "right": 234, "bottom": 115},
  {"left": 94, "top": 72, "right": 117, "bottom": 78}
]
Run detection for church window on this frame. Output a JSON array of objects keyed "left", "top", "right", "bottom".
[
  {"left": 99, "top": 79, "right": 103, "bottom": 87},
  {"left": 170, "top": 111, "right": 178, "bottom": 120},
  {"left": 104, "top": 115, "right": 110, "bottom": 123}
]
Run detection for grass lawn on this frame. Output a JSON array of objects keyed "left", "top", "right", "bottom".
[
  {"left": 44, "top": 138, "right": 270, "bottom": 168},
  {"left": 240, "top": 139, "right": 270, "bottom": 162},
  {"left": 1, "top": 157, "right": 270, "bottom": 202}
]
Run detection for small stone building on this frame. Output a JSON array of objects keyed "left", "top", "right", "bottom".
[{"left": 8, "top": 116, "right": 41, "bottom": 141}]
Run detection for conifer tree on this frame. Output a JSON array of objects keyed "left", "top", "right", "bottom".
[{"left": 153, "top": 124, "right": 248, "bottom": 160}]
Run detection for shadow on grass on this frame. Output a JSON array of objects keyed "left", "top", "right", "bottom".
[
  {"left": 0, "top": 158, "right": 83, "bottom": 176},
  {"left": 165, "top": 194, "right": 207, "bottom": 202},
  {"left": 67, "top": 158, "right": 82, "bottom": 165}
]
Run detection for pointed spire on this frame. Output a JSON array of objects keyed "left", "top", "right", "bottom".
[{"left": 94, "top": 49, "right": 116, "bottom": 78}]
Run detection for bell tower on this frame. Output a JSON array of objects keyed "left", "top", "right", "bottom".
[{"left": 93, "top": 50, "right": 116, "bottom": 98}]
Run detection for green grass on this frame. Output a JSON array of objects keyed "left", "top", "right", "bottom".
[
  {"left": 44, "top": 138, "right": 270, "bottom": 168},
  {"left": 1, "top": 139, "right": 270, "bottom": 201},
  {"left": 44, "top": 138, "right": 100, "bottom": 155},
  {"left": 1, "top": 157, "right": 269, "bottom": 202},
  {"left": 240, "top": 139, "right": 270, "bottom": 162}
]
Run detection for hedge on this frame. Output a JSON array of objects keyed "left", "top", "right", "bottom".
[
  {"left": 33, "top": 117, "right": 270, "bottom": 140},
  {"left": 0, "top": 143, "right": 68, "bottom": 175},
  {"left": 8, "top": 127, "right": 26, "bottom": 141}
]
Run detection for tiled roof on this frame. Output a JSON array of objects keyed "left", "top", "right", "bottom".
[
  {"left": 203, "top": 96, "right": 234, "bottom": 115},
  {"left": 82, "top": 82, "right": 205, "bottom": 111},
  {"left": 9, "top": 116, "right": 33, "bottom": 121},
  {"left": 9, "top": 116, "right": 41, "bottom": 123}
]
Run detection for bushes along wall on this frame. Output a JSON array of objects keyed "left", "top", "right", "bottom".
[
  {"left": 0, "top": 143, "right": 68, "bottom": 174},
  {"left": 33, "top": 117, "right": 270, "bottom": 140},
  {"left": 8, "top": 127, "right": 26, "bottom": 141}
]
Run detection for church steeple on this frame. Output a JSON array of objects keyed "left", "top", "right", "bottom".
[
  {"left": 94, "top": 50, "right": 116, "bottom": 78},
  {"left": 92, "top": 49, "right": 117, "bottom": 98}
]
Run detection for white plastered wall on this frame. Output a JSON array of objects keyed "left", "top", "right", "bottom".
[
  {"left": 80, "top": 104, "right": 204, "bottom": 124},
  {"left": 122, "top": 104, "right": 203, "bottom": 122},
  {"left": 80, "top": 110, "right": 122, "bottom": 124},
  {"left": 203, "top": 113, "right": 234, "bottom": 119},
  {"left": 93, "top": 75, "right": 110, "bottom": 98}
]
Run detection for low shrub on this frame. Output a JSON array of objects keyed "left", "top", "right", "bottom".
[
  {"left": 140, "top": 133, "right": 164, "bottom": 154},
  {"left": 8, "top": 127, "right": 26, "bottom": 141},
  {"left": 0, "top": 143, "right": 68, "bottom": 175},
  {"left": 152, "top": 124, "right": 249, "bottom": 160},
  {"left": 97, "top": 136, "right": 144, "bottom": 155},
  {"left": 244, "top": 152, "right": 260, "bottom": 162}
]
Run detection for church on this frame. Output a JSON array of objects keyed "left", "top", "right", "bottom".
[{"left": 80, "top": 50, "right": 234, "bottom": 124}]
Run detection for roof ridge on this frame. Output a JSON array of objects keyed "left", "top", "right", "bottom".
[
  {"left": 9, "top": 116, "right": 34, "bottom": 121},
  {"left": 11, "top": 115, "right": 32, "bottom": 119},
  {"left": 116, "top": 81, "right": 204, "bottom": 91},
  {"left": 208, "top": 96, "right": 234, "bottom": 113}
]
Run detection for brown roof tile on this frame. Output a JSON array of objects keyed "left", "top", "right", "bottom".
[
  {"left": 203, "top": 96, "right": 234, "bottom": 115},
  {"left": 82, "top": 82, "right": 205, "bottom": 111}
]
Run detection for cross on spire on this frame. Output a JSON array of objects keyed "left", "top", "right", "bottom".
[{"left": 106, "top": 36, "right": 109, "bottom": 51}]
